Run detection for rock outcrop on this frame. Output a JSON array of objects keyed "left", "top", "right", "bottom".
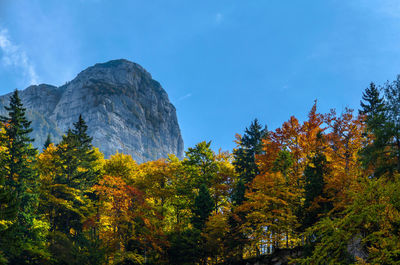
[{"left": 0, "top": 59, "right": 184, "bottom": 163}]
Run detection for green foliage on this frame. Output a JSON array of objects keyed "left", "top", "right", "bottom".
[
  {"left": 231, "top": 178, "right": 246, "bottom": 207},
  {"left": 0, "top": 90, "right": 50, "bottom": 264},
  {"left": 272, "top": 149, "right": 293, "bottom": 177},
  {"left": 297, "top": 176, "right": 400, "bottom": 265},
  {"left": 383, "top": 77, "right": 400, "bottom": 174},
  {"left": 38, "top": 115, "right": 104, "bottom": 264},
  {"left": 56, "top": 115, "right": 100, "bottom": 189},
  {"left": 44, "top": 133, "right": 52, "bottom": 150},
  {"left": 233, "top": 119, "right": 267, "bottom": 184},
  {"left": 183, "top": 141, "right": 217, "bottom": 188},
  {"left": 300, "top": 151, "right": 331, "bottom": 231},
  {"left": 360, "top": 80, "right": 400, "bottom": 177},
  {"left": 192, "top": 184, "right": 214, "bottom": 230},
  {"left": 1, "top": 78, "right": 400, "bottom": 264},
  {"left": 228, "top": 119, "right": 268, "bottom": 260},
  {"left": 167, "top": 229, "right": 200, "bottom": 265}
]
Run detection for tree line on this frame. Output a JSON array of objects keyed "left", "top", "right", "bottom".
[{"left": 0, "top": 77, "right": 400, "bottom": 264}]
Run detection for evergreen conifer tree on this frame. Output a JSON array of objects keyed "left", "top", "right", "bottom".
[
  {"left": 359, "top": 81, "right": 400, "bottom": 177},
  {"left": 46, "top": 115, "right": 104, "bottom": 263},
  {"left": 383, "top": 76, "right": 400, "bottom": 174},
  {"left": 57, "top": 115, "right": 98, "bottom": 189},
  {"left": 0, "top": 89, "right": 49, "bottom": 263},
  {"left": 192, "top": 184, "right": 214, "bottom": 230},
  {"left": 43, "top": 133, "right": 52, "bottom": 150},
  {"left": 228, "top": 119, "right": 267, "bottom": 261},
  {"left": 233, "top": 119, "right": 268, "bottom": 184},
  {"left": 301, "top": 152, "right": 330, "bottom": 230}
]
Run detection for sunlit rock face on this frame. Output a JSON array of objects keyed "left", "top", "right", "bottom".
[{"left": 0, "top": 59, "right": 184, "bottom": 162}]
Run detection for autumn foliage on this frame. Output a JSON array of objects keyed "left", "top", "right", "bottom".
[{"left": 1, "top": 78, "right": 400, "bottom": 265}]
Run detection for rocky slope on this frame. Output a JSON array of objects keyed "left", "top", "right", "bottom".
[{"left": 0, "top": 59, "right": 184, "bottom": 162}]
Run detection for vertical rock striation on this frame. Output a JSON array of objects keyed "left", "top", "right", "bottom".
[{"left": 0, "top": 59, "right": 184, "bottom": 162}]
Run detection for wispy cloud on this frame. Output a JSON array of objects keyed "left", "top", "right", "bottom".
[
  {"left": 176, "top": 93, "right": 192, "bottom": 102},
  {"left": 0, "top": 27, "right": 39, "bottom": 85}
]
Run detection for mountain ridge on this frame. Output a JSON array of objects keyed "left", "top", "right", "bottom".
[{"left": 0, "top": 59, "right": 184, "bottom": 163}]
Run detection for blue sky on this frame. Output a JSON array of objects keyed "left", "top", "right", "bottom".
[{"left": 1, "top": 0, "right": 400, "bottom": 152}]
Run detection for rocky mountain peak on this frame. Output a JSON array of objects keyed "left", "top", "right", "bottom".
[
  {"left": 0, "top": 59, "right": 184, "bottom": 163},
  {"left": 72, "top": 59, "right": 153, "bottom": 87}
]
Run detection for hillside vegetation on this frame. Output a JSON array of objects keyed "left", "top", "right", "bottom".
[{"left": 1, "top": 77, "right": 400, "bottom": 264}]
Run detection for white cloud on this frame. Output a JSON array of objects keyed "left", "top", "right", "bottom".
[
  {"left": 0, "top": 27, "right": 39, "bottom": 85},
  {"left": 176, "top": 93, "right": 192, "bottom": 102}
]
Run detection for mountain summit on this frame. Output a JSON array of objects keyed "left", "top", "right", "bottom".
[{"left": 0, "top": 59, "right": 184, "bottom": 162}]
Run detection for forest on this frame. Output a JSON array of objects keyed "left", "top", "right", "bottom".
[{"left": 1, "top": 76, "right": 400, "bottom": 265}]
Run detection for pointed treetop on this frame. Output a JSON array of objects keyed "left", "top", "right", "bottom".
[
  {"left": 192, "top": 183, "right": 214, "bottom": 230},
  {"left": 44, "top": 133, "right": 52, "bottom": 150},
  {"left": 72, "top": 114, "right": 93, "bottom": 149},
  {"left": 241, "top": 118, "right": 268, "bottom": 151},
  {"left": 233, "top": 118, "right": 268, "bottom": 184},
  {"left": 360, "top": 82, "right": 385, "bottom": 116},
  {"left": 0, "top": 89, "right": 34, "bottom": 144}
]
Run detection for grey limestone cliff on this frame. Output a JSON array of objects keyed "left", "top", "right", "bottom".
[{"left": 0, "top": 59, "right": 184, "bottom": 163}]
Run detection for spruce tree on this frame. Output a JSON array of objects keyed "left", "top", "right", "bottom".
[
  {"left": 191, "top": 184, "right": 214, "bottom": 230},
  {"left": 231, "top": 178, "right": 246, "bottom": 207},
  {"left": 233, "top": 119, "right": 268, "bottom": 184},
  {"left": 359, "top": 82, "right": 388, "bottom": 176},
  {"left": 359, "top": 82, "right": 385, "bottom": 118},
  {"left": 0, "top": 89, "right": 48, "bottom": 263},
  {"left": 228, "top": 119, "right": 267, "bottom": 261},
  {"left": 72, "top": 114, "right": 94, "bottom": 155},
  {"left": 57, "top": 115, "right": 98, "bottom": 189},
  {"left": 47, "top": 115, "right": 104, "bottom": 263},
  {"left": 52, "top": 115, "right": 99, "bottom": 232},
  {"left": 43, "top": 133, "right": 52, "bottom": 150},
  {"left": 383, "top": 76, "right": 400, "bottom": 174},
  {"left": 0, "top": 176, "right": 19, "bottom": 264},
  {"left": 359, "top": 80, "right": 400, "bottom": 177},
  {"left": 191, "top": 183, "right": 214, "bottom": 264},
  {"left": 301, "top": 152, "right": 331, "bottom": 230},
  {"left": 0, "top": 90, "right": 37, "bottom": 191}
]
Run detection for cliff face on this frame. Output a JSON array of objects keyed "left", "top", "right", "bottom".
[{"left": 0, "top": 59, "right": 184, "bottom": 163}]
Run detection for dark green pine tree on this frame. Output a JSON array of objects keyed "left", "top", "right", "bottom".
[
  {"left": 359, "top": 82, "right": 385, "bottom": 118},
  {"left": 57, "top": 115, "right": 99, "bottom": 189},
  {"left": 226, "top": 178, "right": 247, "bottom": 262},
  {"left": 0, "top": 89, "right": 49, "bottom": 263},
  {"left": 383, "top": 76, "right": 400, "bottom": 174},
  {"left": 0, "top": 164, "right": 19, "bottom": 264},
  {"left": 167, "top": 229, "right": 199, "bottom": 265},
  {"left": 0, "top": 90, "right": 37, "bottom": 191},
  {"left": 53, "top": 115, "right": 99, "bottom": 230},
  {"left": 359, "top": 82, "right": 394, "bottom": 177},
  {"left": 233, "top": 119, "right": 268, "bottom": 185},
  {"left": 301, "top": 152, "right": 331, "bottom": 231},
  {"left": 228, "top": 119, "right": 267, "bottom": 261},
  {"left": 231, "top": 178, "right": 246, "bottom": 207},
  {"left": 49, "top": 115, "right": 104, "bottom": 264},
  {"left": 72, "top": 114, "right": 98, "bottom": 188},
  {"left": 43, "top": 133, "right": 52, "bottom": 150},
  {"left": 191, "top": 184, "right": 214, "bottom": 230},
  {"left": 191, "top": 183, "right": 214, "bottom": 264},
  {"left": 72, "top": 114, "right": 94, "bottom": 153}
]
